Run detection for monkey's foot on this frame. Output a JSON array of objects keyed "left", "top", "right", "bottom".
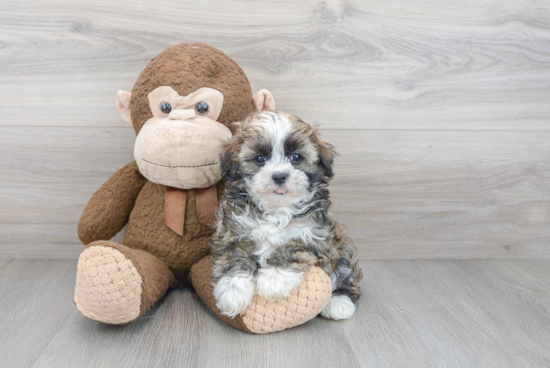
[
  {"left": 74, "top": 244, "right": 143, "bottom": 324},
  {"left": 191, "top": 256, "right": 333, "bottom": 334},
  {"left": 74, "top": 241, "right": 174, "bottom": 325}
]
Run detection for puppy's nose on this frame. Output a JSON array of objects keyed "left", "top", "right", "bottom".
[{"left": 272, "top": 173, "right": 288, "bottom": 185}]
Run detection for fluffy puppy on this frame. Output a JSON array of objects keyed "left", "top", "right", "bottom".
[{"left": 211, "top": 111, "right": 362, "bottom": 320}]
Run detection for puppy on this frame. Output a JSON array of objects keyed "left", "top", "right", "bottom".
[{"left": 211, "top": 111, "right": 362, "bottom": 320}]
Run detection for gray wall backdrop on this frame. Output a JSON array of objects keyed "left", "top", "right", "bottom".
[{"left": 1, "top": 0, "right": 549, "bottom": 259}]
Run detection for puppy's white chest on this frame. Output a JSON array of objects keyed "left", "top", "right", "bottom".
[
  {"left": 234, "top": 215, "right": 313, "bottom": 265},
  {"left": 233, "top": 208, "right": 324, "bottom": 266},
  {"left": 247, "top": 219, "right": 300, "bottom": 247}
]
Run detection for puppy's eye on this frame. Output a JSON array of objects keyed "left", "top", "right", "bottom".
[
  {"left": 255, "top": 155, "right": 266, "bottom": 165},
  {"left": 290, "top": 153, "right": 302, "bottom": 163},
  {"left": 160, "top": 102, "right": 172, "bottom": 114},
  {"left": 195, "top": 101, "right": 209, "bottom": 115}
]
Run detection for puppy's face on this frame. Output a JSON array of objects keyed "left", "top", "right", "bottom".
[{"left": 221, "top": 111, "right": 335, "bottom": 208}]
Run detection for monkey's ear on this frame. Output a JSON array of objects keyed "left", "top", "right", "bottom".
[
  {"left": 252, "top": 89, "right": 275, "bottom": 112},
  {"left": 116, "top": 90, "right": 132, "bottom": 125}
]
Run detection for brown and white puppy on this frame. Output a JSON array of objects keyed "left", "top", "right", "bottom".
[{"left": 211, "top": 111, "right": 363, "bottom": 320}]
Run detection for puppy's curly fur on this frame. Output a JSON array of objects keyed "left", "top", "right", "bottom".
[{"left": 211, "top": 111, "right": 362, "bottom": 320}]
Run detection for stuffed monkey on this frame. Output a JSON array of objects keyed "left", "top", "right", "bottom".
[{"left": 75, "top": 43, "right": 332, "bottom": 334}]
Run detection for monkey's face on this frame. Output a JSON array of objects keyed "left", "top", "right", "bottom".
[
  {"left": 115, "top": 43, "right": 277, "bottom": 190},
  {"left": 133, "top": 86, "right": 232, "bottom": 189}
]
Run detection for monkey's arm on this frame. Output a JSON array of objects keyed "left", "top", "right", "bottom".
[{"left": 78, "top": 161, "right": 147, "bottom": 245}]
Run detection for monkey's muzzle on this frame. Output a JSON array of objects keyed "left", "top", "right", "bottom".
[{"left": 134, "top": 116, "right": 232, "bottom": 189}]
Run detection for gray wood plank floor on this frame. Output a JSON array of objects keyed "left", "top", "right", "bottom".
[{"left": 1, "top": 259, "right": 548, "bottom": 367}]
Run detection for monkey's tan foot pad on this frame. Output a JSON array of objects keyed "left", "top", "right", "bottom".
[
  {"left": 74, "top": 245, "right": 142, "bottom": 324},
  {"left": 191, "top": 256, "right": 332, "bottom": 334}
]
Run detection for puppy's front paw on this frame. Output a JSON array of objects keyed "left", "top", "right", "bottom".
[
  {"left": 214, "top": 273, "right": 255, "bottom": 318},
  {"left": 256, "top": 267, "right": 305, "bottom": 301}
]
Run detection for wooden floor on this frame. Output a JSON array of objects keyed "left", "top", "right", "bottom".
[
  {"left": 1, "top": 0, "right": 550, "bottom": 260},
  {"left": 1, "top": 259, "right": 549, "bottom": 368}
]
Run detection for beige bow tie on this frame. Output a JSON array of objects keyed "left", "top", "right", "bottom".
[{"left": 163, "top": 185, "right": 218, "bottom": 236}]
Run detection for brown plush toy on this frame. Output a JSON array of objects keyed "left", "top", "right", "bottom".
[{"left": 75, "top": 43, "right": 332, "bottom": 334}]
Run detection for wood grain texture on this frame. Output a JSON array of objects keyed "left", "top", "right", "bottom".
[
  {"left": 0, "top": 260, "right": 77, "bottom": 367},
  {"left": 0, "top": 259, "right": 548, "bottom": 367},
  {"left": 1, "top": 126, "right": 549, "bottom": 259},
  {"left": 1, "top": 0, "right": 550, "bottom": 259},
  {"left": 0, "top": 0, "right": 549, "bottom": 130}
]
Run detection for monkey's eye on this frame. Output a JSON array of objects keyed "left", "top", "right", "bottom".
[
  {"left": 160, "top": 102, "right": 172, "bottom": 114},
  {"left": 255, "top": 155, "right": 266, "bottom": 165},
  {"left": 195, "top": 101, "right": 209, "bottom": 115},
  {"left": 290, "top": 153, "right": 302, "bottom": 163}
]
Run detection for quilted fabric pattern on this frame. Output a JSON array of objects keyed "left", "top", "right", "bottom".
[
  {"left": 242, "top": 265, "right": 332, "bottom": 334},
  {"left": 74, "top": 245, "right": 142, "bottom": 324}
]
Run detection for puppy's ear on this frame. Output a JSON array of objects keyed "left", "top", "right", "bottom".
[
  {"left": 220, "top": 136, "right": 242, "bottom": 181},
  {"left": 314, "top": 137, "right": 337, "bottom": 179}
]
